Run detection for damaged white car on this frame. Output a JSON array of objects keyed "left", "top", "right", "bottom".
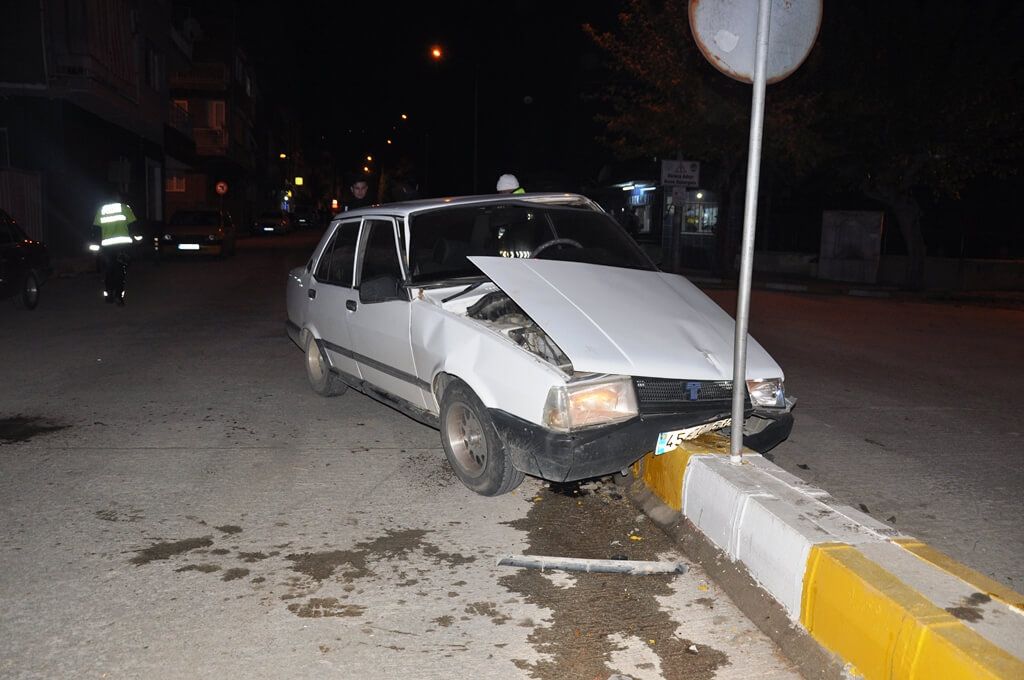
[{"left": 285, "top": 194, "right": 794, "bottom": 495}]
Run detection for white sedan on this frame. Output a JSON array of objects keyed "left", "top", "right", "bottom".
[{"left": 285, "top": 193, "right": 794, "bottom": 495}]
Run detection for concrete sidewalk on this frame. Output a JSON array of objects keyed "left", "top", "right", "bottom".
[
  {"left": 685, "top": 269, "right": 1024, "bottom": 311},
  {"left": 627, "top": 433, "right": 1024, "bottom": 679}
]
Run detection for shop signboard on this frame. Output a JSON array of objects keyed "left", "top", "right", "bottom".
[{"left": 661, "top": 160, "right": 700, "bottom": 187}]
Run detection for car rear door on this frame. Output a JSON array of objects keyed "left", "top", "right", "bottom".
[
  {"left": 307, "top": 219, "right": 363, "bottom": 381},
  {"left": 347, "top": 218, "right": 427, "bottom": 409}
]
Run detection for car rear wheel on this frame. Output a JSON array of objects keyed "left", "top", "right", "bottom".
[
  {"left": 13, "top": 271, "right": 40, "bottom": 310},
  {"left": 305, "top": 334, "right": 346, "bottom": 396},
  {"left": 440, "top": 380, "right": 524, "bottom": 496}
]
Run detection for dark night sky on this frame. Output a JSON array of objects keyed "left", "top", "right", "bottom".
[
  {"left": 236, "top": 0, "right": 618, "bottom": 195},
  {"left": 222, "top": 0, "right": 1023, "bottom": 247}
]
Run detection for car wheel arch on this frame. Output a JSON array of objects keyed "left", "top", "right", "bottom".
[
  {"left": 437, "top": 376, "right": 525, "bottom": 496},
  {"left": 431, "top": 370, "right": 500, "bottom": 416}
]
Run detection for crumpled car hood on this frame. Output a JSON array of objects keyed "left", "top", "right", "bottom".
[{"left": 468, "top": 256, "right": 782, "bottom": 381}]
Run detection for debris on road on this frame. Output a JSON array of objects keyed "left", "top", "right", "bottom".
[{"left": 496, "top": 554, "right": 687, "bottom": 575}]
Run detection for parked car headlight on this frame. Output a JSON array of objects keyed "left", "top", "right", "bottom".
[
  {"left": 747, "top": 378, "right": 786, "bottom": 408},
  {"left": 543, "top": 375, "right": 638, "bottom": 432}
]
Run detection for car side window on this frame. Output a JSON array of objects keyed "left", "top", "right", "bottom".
[
  {"left": 358, "top": 219, "right": 403, "bottom": 284},
  {"left": 314, "top": 220, "right": 360, "bottom": 287}
]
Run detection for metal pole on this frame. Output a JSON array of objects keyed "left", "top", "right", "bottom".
[
  {"left": 730, "top": 0, "right": 772, "bottom": 465},
  {"left": 472, "top": 64, "right": 479, "bottom": 194}
]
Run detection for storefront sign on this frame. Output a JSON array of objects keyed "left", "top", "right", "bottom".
[{"left": 661, "top": 160, "right": 700, "bottom": 187}]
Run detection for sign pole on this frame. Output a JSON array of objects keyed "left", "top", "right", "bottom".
[{"left": 729, "top": 0, "right": 772, "bottom": 464}]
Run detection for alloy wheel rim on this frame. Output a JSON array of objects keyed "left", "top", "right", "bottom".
[
  {"left": 447, "top": 403, "right": 485, "bottom": 474},
  {"left": 307, "top": 341, "right": 325, "bottom": 383}
]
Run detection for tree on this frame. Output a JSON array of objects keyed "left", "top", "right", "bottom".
[
  {"left": 812, "top": 0, "right": 1023, "bottom": 287},
  {"left": 587, "top": 1, "right": 1024, "bottom": 287},
  {"left": 584, "top": 0, "right": 824, "bottom": 275}
]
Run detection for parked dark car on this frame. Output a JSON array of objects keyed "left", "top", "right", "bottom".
[
  {"left": 160, "top": 209, "right": 237, "bottom": 258},
  {"left": 290, "top": 206, "right": 320, "bottom": 230},
  {"left": 0, "top": 208, "right": 51, "bottom": 310},
  {"left": 252, "top": 210, "right": 292, "bottom": 235}
]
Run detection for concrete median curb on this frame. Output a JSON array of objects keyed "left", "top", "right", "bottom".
[{"left": 629, "top": 433, "right": 1024, "bottom": 679}]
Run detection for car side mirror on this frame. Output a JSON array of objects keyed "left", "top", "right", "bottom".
[{"left": 359, "top": 274, "right": 405, "bottom": 303}]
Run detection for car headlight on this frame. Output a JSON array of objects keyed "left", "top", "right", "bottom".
[
  {"left": 747, "top": 378, "right": 786, "bottom": 408},
  {"left": 543, "top": 375, "right": 638, "bottom": 432}
]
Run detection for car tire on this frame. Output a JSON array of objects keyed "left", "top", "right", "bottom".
[
  {"left": 13, "top": 271, "right": 40, "bottom": 310},
  {"left": 305, "top": 334, "right": 347, "bottom": 396},
  {"left": 440, "top": 380, "right": 525, "bottom": 496}
]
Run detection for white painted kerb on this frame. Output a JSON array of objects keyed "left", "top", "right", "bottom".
[{"left": 681, "top": 454, "right": 907, "bottom": 619}]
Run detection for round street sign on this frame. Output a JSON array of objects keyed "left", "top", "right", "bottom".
[
  {"left": 215, "top": 181, "right": 229, "bottom": 195},
  {"left": 689, "top": 0, "right": 821, "bottom": 84}
]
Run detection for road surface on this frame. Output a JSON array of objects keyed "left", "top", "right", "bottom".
[{"left": 0, "top": 235, "right": 801, "bottom": 679}]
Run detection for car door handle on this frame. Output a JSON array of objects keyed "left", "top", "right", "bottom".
[
  {"left": 346, "top": 300, "right": 357, "bottom": 311},
  {"left": 308, "top": 288, "right": 316, "bottom": 299}
]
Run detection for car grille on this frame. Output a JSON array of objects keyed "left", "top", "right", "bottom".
[{"left": 633, "top": 377, "right": 746, "bottom": 414}]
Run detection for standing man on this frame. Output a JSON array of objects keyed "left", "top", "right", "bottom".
[
  {"left": 90, "top": 195, "right": 137, "bottom": 305},
  {"left": 344, "top": 177, "right": 373, "bottom": 211}
]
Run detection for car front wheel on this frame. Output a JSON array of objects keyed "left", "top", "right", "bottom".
[
  {"left": 13, "top": 271, "right": 40, "bottom": 310},
  {"left": 305, "top": 334, "right": 346, "bottom": 396},
  {"left": 440, "top": 380, "right": 525, "bottom": 496}
]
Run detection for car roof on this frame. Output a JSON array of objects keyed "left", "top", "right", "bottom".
[{"left": 330, "top": 193, "right": 605, "bottom": 222}]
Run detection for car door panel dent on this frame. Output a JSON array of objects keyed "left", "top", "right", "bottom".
[{"left": 410, "top": 298, "right": 562, "bottom": 423}]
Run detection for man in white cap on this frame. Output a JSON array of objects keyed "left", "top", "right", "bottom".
[{"left": 496, "top": 174, "right": 525, "bottom": 194}]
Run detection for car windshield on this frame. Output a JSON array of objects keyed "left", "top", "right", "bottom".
[
  {"left": 260, "top": 211, "right": 282, "bottom": 219},
  {"left": 407, "top": 203, "right": 657, "bottom": 283},
  {"left": 170, "top": 211, "right": 219, "bottom": 226}
]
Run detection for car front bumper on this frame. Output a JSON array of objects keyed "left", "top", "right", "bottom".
[{"left": 490, "top": 408, "right": 793, "bottom": 483}]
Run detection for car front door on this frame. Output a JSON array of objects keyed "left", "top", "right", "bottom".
[
  {"left": 347, "top": 218, "right": 427, "bottom": 410},
  {"left": 307, "top": 219, "right": 363, "bottom": 382}
]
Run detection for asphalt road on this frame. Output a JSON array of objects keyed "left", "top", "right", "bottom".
[
  {"left": 704, "top": 286, "right": 1024, "bottom": 592},
  {"left": 0, "top": 234, "right": 801, "bottom": 680}
]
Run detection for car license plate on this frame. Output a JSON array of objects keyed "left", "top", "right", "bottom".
[
  {"left": 263, "top": 227, "right": 274, "bottom": 231},
  {"left": 178, "top": 243, "right": 200, "bottom": 250},
  {"left": 655, "top": 418, "right": 731, "bottom": 455}
]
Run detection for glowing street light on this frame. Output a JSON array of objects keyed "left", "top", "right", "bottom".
[{"left": 430, "top": 45, "right": 442, "bottom": 60}]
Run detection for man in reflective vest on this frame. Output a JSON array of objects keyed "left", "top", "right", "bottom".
[{"left": 91, "top": 198, "right": 137, "bottom": 305}]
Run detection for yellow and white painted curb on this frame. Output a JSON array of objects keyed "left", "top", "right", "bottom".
[{"left": 635, "top": 434, "right": 1024, "bottom": 679}]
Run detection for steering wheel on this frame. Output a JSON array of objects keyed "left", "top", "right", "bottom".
[{"left": 529, "top": 238, "right": 583, "bottom": 258}]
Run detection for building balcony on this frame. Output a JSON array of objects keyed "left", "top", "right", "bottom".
[
  {"left": 194, "top": 127, "right": 228, "bottom": 155},
  {"left": 170, "top": 62, "right": 229, "bottom": 91}
]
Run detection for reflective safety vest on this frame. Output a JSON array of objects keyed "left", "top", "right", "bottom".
[{"left": 93, "top": 202, "right": 136, "bottom": 246}]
